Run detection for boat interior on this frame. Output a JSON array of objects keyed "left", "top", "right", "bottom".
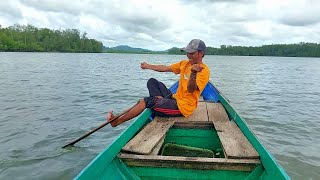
[{"left": 117, "top": 97, "right": 263, "bottom": 179}]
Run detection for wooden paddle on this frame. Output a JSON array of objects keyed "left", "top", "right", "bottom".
[{"left": 62, "top": 101, "right": 139, "bottom": 148}]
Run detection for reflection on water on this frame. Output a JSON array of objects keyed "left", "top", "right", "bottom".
[{"left": 0, "top": 52, "right": 319, "bottom": 179}]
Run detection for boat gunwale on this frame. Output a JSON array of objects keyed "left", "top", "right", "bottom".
[
  {"left": 205, "top": 81, "right": 290, "bottom": 180},
  {"left": 74, "top": 109, "right": 153, "bottom": 179}
]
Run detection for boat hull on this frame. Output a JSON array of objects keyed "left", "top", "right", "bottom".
[{"left": 75, "top": 82, "right": 290, "bottom": 180}]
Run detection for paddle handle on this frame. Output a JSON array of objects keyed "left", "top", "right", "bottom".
[{"left": 62, "top": 102, "right": 139, "bottom": 148}]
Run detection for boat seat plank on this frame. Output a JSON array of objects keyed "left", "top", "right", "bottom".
[
  {"left": 207, "top": 103, "right": 259, "bottom": 159},
  {"left": 118, "top": 153, "right": 261, "bottom": 171},
  {"left": 122, "top": 117, "right": 174, "bottom": 155},
  {"left": 171, "top": 102, "right": 208, "bottom": 122},
  {"left": 206, "top": 102, "right": 230, "bottom": 131},
  {"left": 149, "top": 136, "right": 165, "bottom": 155},
  {"left": 172, "top": 121, "right": 214, "bottom": 129}
]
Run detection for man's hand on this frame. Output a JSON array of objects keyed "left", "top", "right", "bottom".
[
  {"left": 140, "top": 62, "right": 172, "bottom": 72},
  {"left": 191, "top": 64, "right": 204, "bottom": 73},
  {"left": 188, "top": 64, "right": 204, "bottom": 93},
  {"left": 140, "top": 62, "right": 150, "bottom": 69}
]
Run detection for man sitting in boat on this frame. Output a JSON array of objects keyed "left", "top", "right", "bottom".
[{"left": 107, "top": 39, "right": 210, "bottom": 127}]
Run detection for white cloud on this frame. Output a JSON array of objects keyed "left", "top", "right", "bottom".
[{"left": 0, "top": 0, "right": 319, "bottom": 50}]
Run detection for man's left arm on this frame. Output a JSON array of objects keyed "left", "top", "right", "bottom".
[{"left": 187, "top": 64, "right": 207, "bottom": 93}]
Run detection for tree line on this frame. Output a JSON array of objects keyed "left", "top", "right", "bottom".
[
  {"left": 1, "top": 24, "right": 320, "bottom": 57},
  {"left": 0, "top": 24, "right": 103, "bottom": 53},
  {"left": 168, "top": 42, "right": 320, "bottom": 57}
]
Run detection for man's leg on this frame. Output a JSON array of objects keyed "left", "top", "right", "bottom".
[
  {"left": 106, "top": 78, "right": 171, "bottom": 127},
  {"left": 107, "top": 99, "right": 146, "bottom": 127},
  {"left": 152, "top": 98, "right": 183, "bottom": 117},
  {"left": 147, "top": 78, "right": 172, "bottom": 98}
]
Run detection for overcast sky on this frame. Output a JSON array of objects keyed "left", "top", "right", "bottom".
[{"left": 0, "top": 0, "right": 319, "bottom": 50}]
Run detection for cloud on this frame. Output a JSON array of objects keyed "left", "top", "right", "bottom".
[
  {"left": 181, "top": 0, "right": 254, "bottom": 4},
  {"left": 277, "top": 8, "right": 320, "bottom": 27},
  {"left": 0, "top": 1, "right": 23, "bottom": 25},
  {"left": 0, "top": 2, "right": 22, "bottom": 17},
  {"left": 257, "top": 0, "right": 320, "bottom": 26},
  {"left": 20, "top": 0, "right": 87, "bottom": 15},
  {"left": 0, "top": 0, "right": 319, "bottom": 50}
]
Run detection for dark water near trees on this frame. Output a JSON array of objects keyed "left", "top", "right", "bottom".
[{"left": 0, "top": 52, "right": 319, "bottom": 179}]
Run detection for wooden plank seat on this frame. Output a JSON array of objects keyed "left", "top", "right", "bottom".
[
  {"left": 122, "top": 100, "right": 259, "bottom": 160},
  {"left": 122, "top": 100, "right": 208, "bottom": 155},
  {"left": 207, "top": 103, "right": 259, "bottom": 159},
  {"left": 122, "top": 117, "right": 174, "bottom": 155},
  {"left": 172, "top": 121, "right": 214, "bottom": 129},
  {"left": 118, "top": 153, "right": 261, "bottom": 171},
  {"left": 171, "top": 102, "right": 208, "bottom": 122},
  {"left": 149, "top": 136, "right": 165, "bottom": 155}
]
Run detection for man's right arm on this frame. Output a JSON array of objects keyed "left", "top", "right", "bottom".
[{"left": 140, "top": 62, "right": 172, "bottom": 72}]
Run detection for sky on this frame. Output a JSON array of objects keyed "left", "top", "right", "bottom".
[{"left": 0, "top": 0, "right": 320, "bottom": 51}]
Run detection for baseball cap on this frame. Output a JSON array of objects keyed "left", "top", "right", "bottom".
[{"left": 180, "top": 39, "right": 206, "bottom": 53}]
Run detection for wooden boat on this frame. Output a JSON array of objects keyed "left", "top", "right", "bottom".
[{"left": 75, "top": 81, "right": 290, "bottom": 180}]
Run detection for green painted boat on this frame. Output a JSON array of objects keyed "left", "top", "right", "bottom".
[{"left": 75, "top": 81, "right": 290, "bottom": 180}]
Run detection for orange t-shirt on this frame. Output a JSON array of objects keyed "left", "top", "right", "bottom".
[{"left": 170, "top": 60, "right": 210, "bottom": 117}]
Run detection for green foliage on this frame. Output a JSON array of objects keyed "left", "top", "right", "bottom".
[
  {"left": 0, "top": 24, "right": 103, "bottom": 53},
  {"left": 104, "top": 45, "right": 166, "bottom": 54},
  {"left": 104, "top": 49, "right": 163, "bottom": 54},
  {"left": 2, "top": 23, "right": 319, "bottom": 57},
  {"left": 168, "top": 43, "right": 320, "bottom": 57},
  {"left": 167, "top": 47, "right": 184, "bottom": 55},
  {"left": 205, "top": 43, "right": 320, "bottom": 57}
]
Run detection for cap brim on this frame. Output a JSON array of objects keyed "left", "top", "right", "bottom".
[{"left": 180, "top": 47, "right": 197, "bottom": 53}]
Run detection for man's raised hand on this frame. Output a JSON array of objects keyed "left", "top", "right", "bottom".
[
  {"left": 191, "top": 64, "right": 204, "bottom": 73},
  {"left": 140, "top": 62, "right": 149, "bottom": 69}
]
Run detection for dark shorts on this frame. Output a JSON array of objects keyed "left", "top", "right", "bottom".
[{"left": 144, "top": 78, "right": 183, "bottom": 117}]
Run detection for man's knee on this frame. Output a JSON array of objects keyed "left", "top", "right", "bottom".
[
  {"left": 143, "top": 96, "right": 159, "bottom": 108},
  {"left": 147, "top": 78, "right": 158, "bottom": 87}
]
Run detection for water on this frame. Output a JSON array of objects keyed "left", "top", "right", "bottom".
[{"left": 0, "top": 52, "right": 319, "bottom": 179}]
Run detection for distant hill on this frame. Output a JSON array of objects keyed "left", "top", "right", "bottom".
[
  {"left": 113, "top": 45, "right": 150, "bottom": 51},
  {"left": 104, "top": 45, "right": 156, "bottom": 53}
]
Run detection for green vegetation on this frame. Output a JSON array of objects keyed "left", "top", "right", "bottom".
[
  {"left": 104, "top": 45, "right": 165, "bottom": 54},
  {"left": 1, "top": 24, "right": 320, "bottom": 57},
  {"left": 168, "top": 43, "right": 320, "bottom": 57},
  {"left": 167, "top": 47, "right": 185, "bottom": 55},
  {"left": 205, "top": 44, "right": 320, "bottom": 57},
  {"left": 104, "top": 48, "right": 165, "bottom": 54},
  {"left": 0, "top": 24, "right": 103, "bottom": 52}
]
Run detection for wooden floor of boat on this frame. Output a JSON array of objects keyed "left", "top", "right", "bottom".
[{"left": 119, "top": 98, "right": 260, "bottom": 171}]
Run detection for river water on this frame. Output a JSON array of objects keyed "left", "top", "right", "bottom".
[{"left": 0, "top": 52, "right": 319, "bottom": 179}]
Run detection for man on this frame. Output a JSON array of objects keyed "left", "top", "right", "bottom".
[{"left": 107, "top": 39, "right": 210, "bottom": 127}]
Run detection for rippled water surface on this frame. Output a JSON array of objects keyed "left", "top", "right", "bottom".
[{"left": 0, "top": 52, "right": 319, "bottom": 179}]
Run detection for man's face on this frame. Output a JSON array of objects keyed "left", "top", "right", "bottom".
[{"left": 187, "top": 51, "right": 201, "bottom": 64}]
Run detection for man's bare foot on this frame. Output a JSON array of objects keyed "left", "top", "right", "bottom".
[{"left": 106, "top": 111, "right": 118, "bottom": 127}]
